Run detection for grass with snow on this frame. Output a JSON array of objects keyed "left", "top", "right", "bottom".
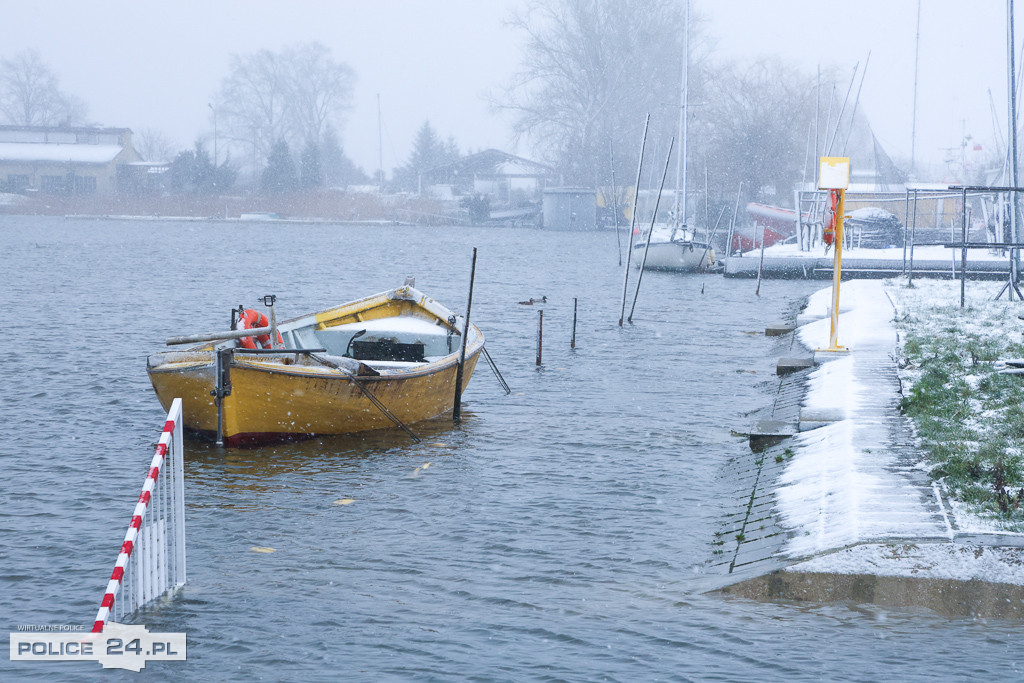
[{"left": 885, "top": 279, "right": 1024, "bottom": 531}]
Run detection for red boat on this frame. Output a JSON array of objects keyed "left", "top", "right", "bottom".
[{"left": 731, "top": 203, "right": 801, "bottom": 253}]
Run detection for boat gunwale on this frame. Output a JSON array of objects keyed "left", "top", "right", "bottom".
[
  {"left": 147, "top": 335, "right": 484, "bottom": 382},
  {"left": 147, "top": 284, "right": 484, "bottom": 383}
]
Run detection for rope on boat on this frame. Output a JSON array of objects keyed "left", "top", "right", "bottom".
[
  {"left": 482, "top": 346, "right": 511, "bottom": 394},
  {"left": 348, "top": 378, "right": 422, "bottom": 443},
  {"left": 308, "top": 353, "right": 421, "bottom": 442}
]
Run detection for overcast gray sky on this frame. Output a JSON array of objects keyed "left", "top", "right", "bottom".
[{"left": 0, "top": 1, "right": 1011, "bottom": 179}]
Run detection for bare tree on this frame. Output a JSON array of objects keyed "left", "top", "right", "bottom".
[
  {"left": 283, "top": 43, "right": 355, "bottom": 146},
  {"left": 134, "top": 128, "right": 178, "bottom": 163},
  {"left": 696, "top": 59, "right": 823, "bottom": 206},
  {"left": 215, "top": 42, "right": 354, "bottom": 174},
  {"left": 498, "top": 0, "right": 697, "bottom": 185},
  {"left": 0, "top": 49, "right": 87, "bottom": 126}
]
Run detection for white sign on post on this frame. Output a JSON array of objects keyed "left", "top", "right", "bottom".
[{"left": 818, "top": 156, "right": 850, "bottom": 190}]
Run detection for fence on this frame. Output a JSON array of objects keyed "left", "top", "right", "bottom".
[
  {"left": 91, "top": 398, "right": 186, "bottom": 632},
  {"left": 796, "top": 189, "right": 972, "bottom": 253}
]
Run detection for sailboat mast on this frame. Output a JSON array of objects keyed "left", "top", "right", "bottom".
[
  {"left": 910, "top": 0, "right": 921, "bottom": 176},
  {"left": 676, "top": 0, "right": 690, "bottom": 228},
  {"left": 377, "top": 93, "right": 384, "bottom": 193}
]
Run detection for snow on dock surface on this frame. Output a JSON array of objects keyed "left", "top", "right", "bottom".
[
  {"left": 776, "top": 279, "right": 1024, "bottom": 585},
  {"left": 778, "top": 280, "right": 951, "bottom": 560}
]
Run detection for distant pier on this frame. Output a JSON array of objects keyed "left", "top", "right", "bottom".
[{"left": 724, "top": 254, "right": 1010, "bottom": 279}]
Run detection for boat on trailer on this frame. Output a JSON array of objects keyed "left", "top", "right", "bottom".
[{"left": 147, "top": 284, "right": 483, "bottom": 447}]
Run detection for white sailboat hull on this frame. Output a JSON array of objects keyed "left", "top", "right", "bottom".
[{"left": 634, "top": 240, "right": 714, "bottom": 271}]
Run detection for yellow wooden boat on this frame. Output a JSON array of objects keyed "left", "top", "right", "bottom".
[{"left": 147, "top": 285, "right": 483, "bottom": 447}]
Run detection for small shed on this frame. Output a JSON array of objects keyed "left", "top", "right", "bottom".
[{"left": 542, "top": 188, "right": 596, "bottom": 230}]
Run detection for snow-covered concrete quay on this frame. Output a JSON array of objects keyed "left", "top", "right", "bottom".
[
  {"left": 723, "top": 243, "right": 1011, "bottom": 279},
  {"left": 712, "top": 280, "right": 1024, "bottom": 617}
]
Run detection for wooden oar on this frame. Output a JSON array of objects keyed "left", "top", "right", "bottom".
[{"left": 167, "top": 326, "right": 274, "bottom": 346}]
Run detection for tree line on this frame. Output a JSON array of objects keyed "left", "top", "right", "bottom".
[
  {"left": 1, "top": 2, "right": 881, "bottom": 210},
  {"left": 496, "top": 0, "right": 875, "bottom": 215},
  {"left": 0, "top": 45, "right": 465, "bottom": 197}
]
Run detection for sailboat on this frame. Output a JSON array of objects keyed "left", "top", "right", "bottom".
[{"left": 634, "top": 0, "right": 715, "bottom": 271}]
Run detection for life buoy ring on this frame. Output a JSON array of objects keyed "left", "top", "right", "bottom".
[
  {"left": 236, "top": 308, "right": 282, "bottom": 349},
  {"left": 822, "top": 189, "right": 839, "bottom": 250}
]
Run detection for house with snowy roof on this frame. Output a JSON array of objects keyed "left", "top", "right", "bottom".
[
  {"left": 421, "top": 149, "right": 556, "bottom": 203},
  {"left": 0, "top": 125, "right": 142, "bottom": 195}
]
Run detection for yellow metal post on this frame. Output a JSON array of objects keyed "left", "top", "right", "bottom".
[
  {"left": 826, "top": 188, "right": 846, "bottom": 351},
  {"left": 816, "top": 156, "right": 851, "bottom": 354}
]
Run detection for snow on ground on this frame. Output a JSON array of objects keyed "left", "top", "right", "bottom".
[
  {"left": 760, "top": 241, "right": 1007, "bottom": 263},
  {"left": 777, "top": 277, "right": 1024, "bottom": 583},
  {"left": 777, "top": 280, "right": 949, "bottom": 560},
  {"left": 884, "top": 278, "right": 1024, "bottom": 537},
  {"left": 788, "top": 542, "right": 1024, "bottom": 584}
]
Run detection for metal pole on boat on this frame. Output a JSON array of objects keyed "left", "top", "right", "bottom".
[
  {"left": 453, "top": 247, "right": 477, "bottom": 422},
  {"left": 629, "top": 137, "right": 675, "bottom": 324},
  {"left": 264, "top": 295, "right": 279, "bottom": 348},
  {"left": 213, "top": 348, "right": 233, "bottom": 447},
  {"left": 214, "top": 350, "right": 223, "bottom": 447},
  {"left": 482, "top": 346, "right": 511, "bottom": 394},
  {"left": 619, "top": 114, "right": 650, "bottom": 327}
]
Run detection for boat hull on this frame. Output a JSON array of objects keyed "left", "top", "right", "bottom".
[
  {"left": 146, "top": 286, "right": 484, "bottom": 446},
  {"left": 635, "top": 240, "right": 714, "bottom": 271},
  {"left": 147, "top": 351, "right": 481, "bottom": 446}
]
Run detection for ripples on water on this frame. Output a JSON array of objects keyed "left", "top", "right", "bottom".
[{"left": 3, "top": 216, "right": 1023, "bottom": 680}]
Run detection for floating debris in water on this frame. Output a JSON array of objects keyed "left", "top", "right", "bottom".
[
  {"left": 411, "top": 462, "right": 432, "bottom": 477},
  {"left": 250, "top": 546, "right": 276, "bottom": 553},
  {"left": 333, "top": 498, "right": 355, "bottom": 505}
]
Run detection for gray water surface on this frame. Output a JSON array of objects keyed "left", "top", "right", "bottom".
[{"left": 2, "top": 216, "right": 1022, "bottom": 681}]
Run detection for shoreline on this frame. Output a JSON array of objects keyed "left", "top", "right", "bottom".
[{"left": 715, "top": 278, "right": 1024, "bottom": 617}]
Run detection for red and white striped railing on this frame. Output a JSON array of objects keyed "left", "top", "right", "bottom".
[{"left": 92, "top": 398, "right": 186, "bottom": 632}]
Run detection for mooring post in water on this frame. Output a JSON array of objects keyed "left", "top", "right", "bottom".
[
  {"left": 610, "top": 141, "right": 622, "bottom": 267},
  {"left": 571, "top": 298, "right": 577, "bottom": 350},
  {"left": 755, "top": 222, "right": 767, "bottom": 296},
  {"left": 536, "top": 310, "right": 544, "bottom": 366},
  {"left": 630, "top": 136, "right": 675, "bottom": 324},
  {"left": 619, "top": 114, "right": 650, "bottom": 327},
  {"left": 453, "top": 247, "right": 477, "bottom": 422}
]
